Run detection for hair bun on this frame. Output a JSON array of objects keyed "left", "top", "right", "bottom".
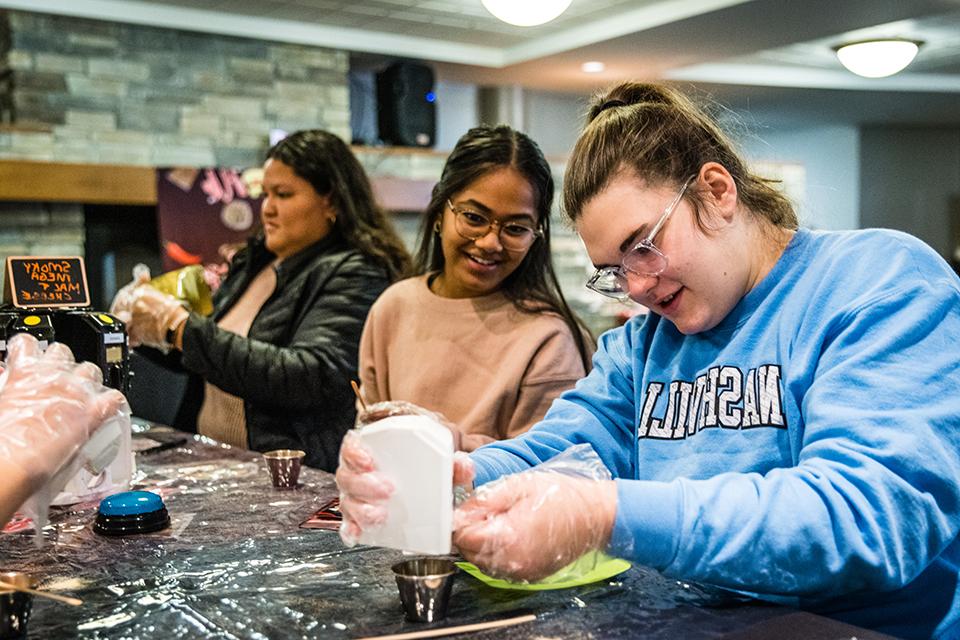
[
  {"left": 587, "top": 83, "right": 679, "bottom": 122},
  {"left": 593, "top": 98, "right": 627, "bottom": 117}
]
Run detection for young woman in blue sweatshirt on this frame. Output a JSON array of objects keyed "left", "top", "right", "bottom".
[{"left": 337, "top": 83, "right": 960, "bottom": 639}]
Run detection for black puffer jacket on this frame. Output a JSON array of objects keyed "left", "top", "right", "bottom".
[{"left": 179, "top": 232, "right": 390, "bottom": 471}]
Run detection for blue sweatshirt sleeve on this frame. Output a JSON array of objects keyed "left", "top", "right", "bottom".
[
  {"left": 615, "top": 279, "right": 960, "bottom": 597},
  {"left": 470, "top": 324, "right": 639, "bottom": 486}
]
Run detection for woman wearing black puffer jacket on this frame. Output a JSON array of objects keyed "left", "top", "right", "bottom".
[{"left": 117, "top": 130, "right": 410, "bottom": 471}]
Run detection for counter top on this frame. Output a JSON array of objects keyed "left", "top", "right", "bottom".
[{"left": 0, "top": 424, "right": 893, "bottom": 639}]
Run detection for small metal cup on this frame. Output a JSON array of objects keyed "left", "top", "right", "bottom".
[
  {"left": 392, "top": 558, "right": 457, "bottom": 623},
  {"left": 263, "top": 449, "right": 305, "bottom": 489},
  {"left": 0, "top": 572, "right": 35, "bottom": 639}
]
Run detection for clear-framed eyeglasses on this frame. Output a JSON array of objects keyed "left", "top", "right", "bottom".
[
  {"left": 586, "top": 176, "right": 696, "bottom": 300},
  {"left": 447, "top": 200, "right": 541, "bottom": 252}
]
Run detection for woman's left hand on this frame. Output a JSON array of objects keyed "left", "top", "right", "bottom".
[
  {"left": 126, "top": 285, "right": 189, "bottom": 349},
  {"left": 453, "top": 472, "right": 618, "bottom": 582}
]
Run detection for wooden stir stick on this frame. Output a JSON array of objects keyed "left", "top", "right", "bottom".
[
  {"left": 351, "top": 380, "right": 368, "bottom": 412},
  {"left": 0, "top": 580, "right": 83, "bottom": 606},
  {"left": 354, "top": 614, "right": 537, "bottom": 640}
]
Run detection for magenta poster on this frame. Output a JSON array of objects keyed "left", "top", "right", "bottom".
[{"left": 156, "top": 167, "right": 264, "bottom": 273}]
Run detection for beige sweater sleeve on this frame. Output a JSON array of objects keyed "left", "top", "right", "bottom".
[
  {"left": 502, "top": 326, "right": 593, "bottom": 439},
  {"left": 356, "top": 300, "right": 384, "bottom": 408}
]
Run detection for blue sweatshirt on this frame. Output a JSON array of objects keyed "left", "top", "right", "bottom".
[{"left": 471, "top": 228, "right": 960, "bottom": 639}]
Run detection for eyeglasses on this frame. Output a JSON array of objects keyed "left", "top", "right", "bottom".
[
  {"left": 586, "top": 176, "right": 695, "bottom": 299},
  {"left": 446, "top": 200, "right": 541, "bottom": 252}
]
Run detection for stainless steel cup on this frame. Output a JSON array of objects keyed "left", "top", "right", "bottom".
[
  {"left": 392, "top": 558, "right": 457, "bottom": 623},
  {"left": 0, "top": 572, "right": 35, "bottom": 639},
  {"left": 263, "top": 449, "right": 305, "bottom": 489}
]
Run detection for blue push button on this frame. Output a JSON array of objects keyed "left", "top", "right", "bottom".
[
  {"left": 98, "top": 491, "right": 163, "bottom": 516},
  {"left": 94, "top": 491, "right": 170, "bottom": 536}
]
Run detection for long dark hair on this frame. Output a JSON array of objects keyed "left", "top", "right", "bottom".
[
  {"left": 414, "top": 125, "right": 592, "bottom": 371},
  {"left": 564, "top": 83, "right": 797, "bottom": 231},
  {"left": 267, "top": 130, "right": 411, "bottom": 281}
]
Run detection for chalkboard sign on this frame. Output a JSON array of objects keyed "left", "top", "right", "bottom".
[{"left": 4, "top": 256, "right": 90, "bottom": 308}]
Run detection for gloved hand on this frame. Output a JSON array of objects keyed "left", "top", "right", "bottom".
[
  {"left": 126, "top": 284, "right": 189, "bottom": 350},
  {"left": 109, "top": 263, "right": 151, "bottom": 323},
  {"left": 0, "top": 334, "right": 128, "bottom": 488},
  {"left": 452, "top": 448, "right": 618, "bottom": 582},
  {"left": 336, "top": 427, "right": 475, "bottom": 546}
]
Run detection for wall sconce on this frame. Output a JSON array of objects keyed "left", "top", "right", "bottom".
[
  {"left": 834, "top": 39, "right": 923, "bottom": 78},
  {"left": 481, "top": 0, "right": 572, "bottom": 26}
]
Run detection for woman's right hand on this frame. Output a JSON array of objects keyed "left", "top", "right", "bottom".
[
  {"left": 109, "top": 265, "right": 151, "bottom": 323},
  {"left": 336, "top": 429, "right": 476, "bottom": 546}
]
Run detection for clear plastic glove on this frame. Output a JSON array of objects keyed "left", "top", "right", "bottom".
[
  {"left": 0, "top": 334, "right": 128, "bottom": 493},
  {"left": 336, "top": 427, "right": 475, "bottom": 547},
  {"left": 452, "top": 444, "right": 619, "bottom": 583},
  {"left": 125, "top": 284, "right": 189, "bottom": 350},
  {"left": 109, "top": 263, "right": 152, "bottom": 324}
]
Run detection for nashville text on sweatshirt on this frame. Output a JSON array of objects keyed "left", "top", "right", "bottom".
[{"left": 638, "top": 364, "right": 786, "bottom": 440}]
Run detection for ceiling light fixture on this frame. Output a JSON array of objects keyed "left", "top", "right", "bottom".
[
  {"left": 581, "top": 61, "right": 605, "bottom": 73},
  {"left": 480, "top": 0, "right": 572, "bottom": 27},
  {"left": 834, "top": 39, "right": 923, "bottom": 78}
]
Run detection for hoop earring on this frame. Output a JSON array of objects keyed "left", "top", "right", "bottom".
[{"left": 433, "top": 220, "right": 441, "bottom": 234}]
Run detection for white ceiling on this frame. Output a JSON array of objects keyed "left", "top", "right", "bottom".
[{"left": 3, "top": 0, "right": 960, "bottom": 126}]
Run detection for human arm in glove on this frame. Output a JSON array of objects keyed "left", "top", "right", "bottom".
[
  {"left": 452, "top": 449, "right": 618, "bottom": 582},
  {"left": 179, "top": 254, "right": 386, "bottom": 411},
  {"left": 0, "top": 334, "right": 127, "bottom": 525},
  {"left": 113, "top": 281, "right": 189, "bottom": 351},
  {"left": 339, "top": 405, "right": 619, "bottom": 584}
]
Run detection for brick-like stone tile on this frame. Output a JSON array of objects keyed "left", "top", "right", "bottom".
[
  {"left": 35, "top": 53, "right": 84, "bottom": 74},
  {"left": 65, "top": 109, "right": 117, "bottom": 131}
]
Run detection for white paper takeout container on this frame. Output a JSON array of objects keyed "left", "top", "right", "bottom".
[{"left": 355, "top": 415, "right": 454, "bottom": 555}]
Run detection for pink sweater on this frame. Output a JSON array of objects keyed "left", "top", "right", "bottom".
[{"left": 358, "top": 275, "right": 591, "bottom": 448}]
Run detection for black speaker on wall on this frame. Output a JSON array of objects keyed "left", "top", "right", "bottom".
[{"left": 376, "top": 61, "right": 436, "bottom": 147}]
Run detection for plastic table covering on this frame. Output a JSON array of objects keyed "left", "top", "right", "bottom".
[{"left": 0, "top": 424, "right": 887, "bottom": 640}]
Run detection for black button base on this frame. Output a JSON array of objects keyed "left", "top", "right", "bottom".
[{"left": 93, "top": 507, "right": 171, "bottom": 536}]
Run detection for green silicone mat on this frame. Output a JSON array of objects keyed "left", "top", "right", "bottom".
[{"left": 456, "top": 551, "right": 630, "bottom": 591}]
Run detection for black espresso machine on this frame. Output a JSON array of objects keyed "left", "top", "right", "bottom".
[{"left": 1, "top": 256, "right": 130, "bottom": 393}]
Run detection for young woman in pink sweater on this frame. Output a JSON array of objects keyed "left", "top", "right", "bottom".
[{"left": 357, "top": 125, "right": 592, "bottom": 451}]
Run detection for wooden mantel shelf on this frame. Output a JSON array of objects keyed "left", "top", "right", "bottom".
[
  {"left": 0, "top": 160, "right": 157, "bottom": 205},
  {"left": 0, "top": 159, "right": 434, "bottom": 211}
]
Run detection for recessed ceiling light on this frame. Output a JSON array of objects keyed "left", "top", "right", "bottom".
[
  {"left": 834, "top": 39, "right": 922, "bottom": 78},
  {"left": 480, "top": 0, "right": 572, "bottom": 27},
  {"left": 581, "top": 61, "right": 605, "bottom": 73}
]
